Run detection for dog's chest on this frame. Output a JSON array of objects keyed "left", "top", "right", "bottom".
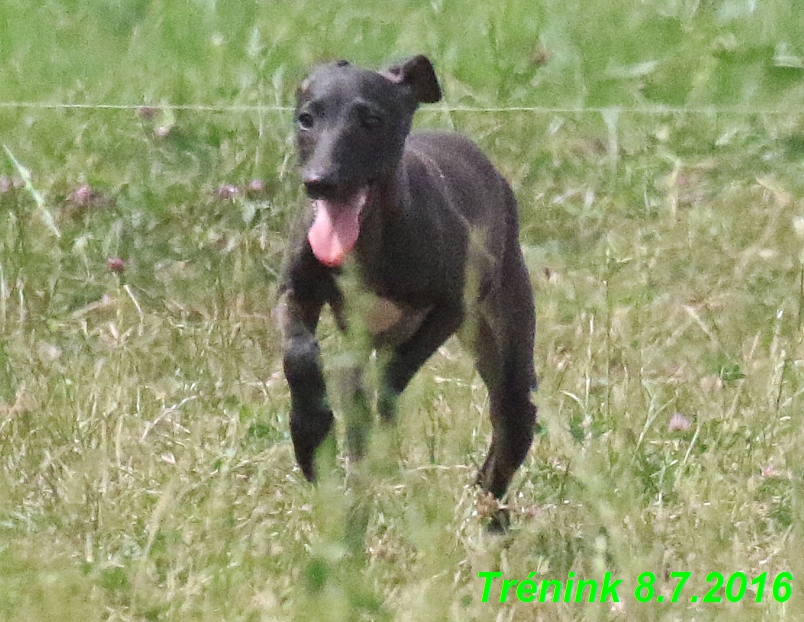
[
  {"left": 361, "top": 295, "right": 430, "bottom": 345},
  {"left": 337, "top": 268, "right": 431, "bottom": 345}
]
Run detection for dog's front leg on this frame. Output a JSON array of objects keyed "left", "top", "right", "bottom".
[
  {"left": 379, "top": 303, "right": 464, "bottom": 421},
  {"left": 277, "top": 286, "right": 336, "bottom": 482}
]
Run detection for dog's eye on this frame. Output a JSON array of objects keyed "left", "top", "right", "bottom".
[{"left": 297, "top": 112, "right": 314, "bottom": 130}]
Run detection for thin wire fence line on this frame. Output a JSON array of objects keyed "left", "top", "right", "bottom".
[{"left": 0, "top": 101, "right": 800, "bottom": 115}]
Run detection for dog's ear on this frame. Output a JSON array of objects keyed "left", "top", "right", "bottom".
[{"left": 382, "top": 55, "right": 442, "bottom": 104}]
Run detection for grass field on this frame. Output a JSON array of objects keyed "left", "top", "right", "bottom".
[{"left": 2, "top": 0, "right": 804, "bottom": 620}]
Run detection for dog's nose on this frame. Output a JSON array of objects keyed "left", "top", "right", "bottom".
[{"left": 302, "top": 170, "right": 340, "bottom": 199}]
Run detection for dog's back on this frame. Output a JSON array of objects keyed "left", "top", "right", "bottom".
[
  {"left": 405, "top": 132, "right": 517, "bottom": 222},
  {"left": 402, "top": 131, "right": 522, "bottom": 292}
]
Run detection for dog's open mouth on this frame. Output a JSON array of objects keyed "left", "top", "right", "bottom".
[{"left": 307, "top": 186, "right": 370, "bottom": 267}]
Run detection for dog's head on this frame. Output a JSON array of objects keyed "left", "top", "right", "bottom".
[{"left": 294, "top": 55, "right": 442, "bottom": 267}]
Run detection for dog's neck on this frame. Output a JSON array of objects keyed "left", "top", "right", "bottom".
[{"left": 355, "top": 154, "right": 412, "bottom": 244}]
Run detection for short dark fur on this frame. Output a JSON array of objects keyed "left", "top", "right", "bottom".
[{"left": 277, "top": 55, "right": 538, "bottom": 526}]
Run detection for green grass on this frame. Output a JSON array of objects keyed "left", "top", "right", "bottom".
[{"left": 2, "top": 0, "right": 804, "bottom": 620}]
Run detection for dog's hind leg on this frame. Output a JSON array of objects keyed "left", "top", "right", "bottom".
[
  {"left": 473, "top": 242, "right": 538, "bottom": 521},
  {"left": 474, "top": 327, "right": 536, "bottom": 491}
]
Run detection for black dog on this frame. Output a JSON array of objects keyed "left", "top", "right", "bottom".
[{"left": 277, "top": 55, "right": 537, "bottom": 524}]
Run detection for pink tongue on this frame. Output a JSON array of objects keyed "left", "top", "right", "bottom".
[{"left": 307, "top": 188, "right": 368, "bottom": 267}]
